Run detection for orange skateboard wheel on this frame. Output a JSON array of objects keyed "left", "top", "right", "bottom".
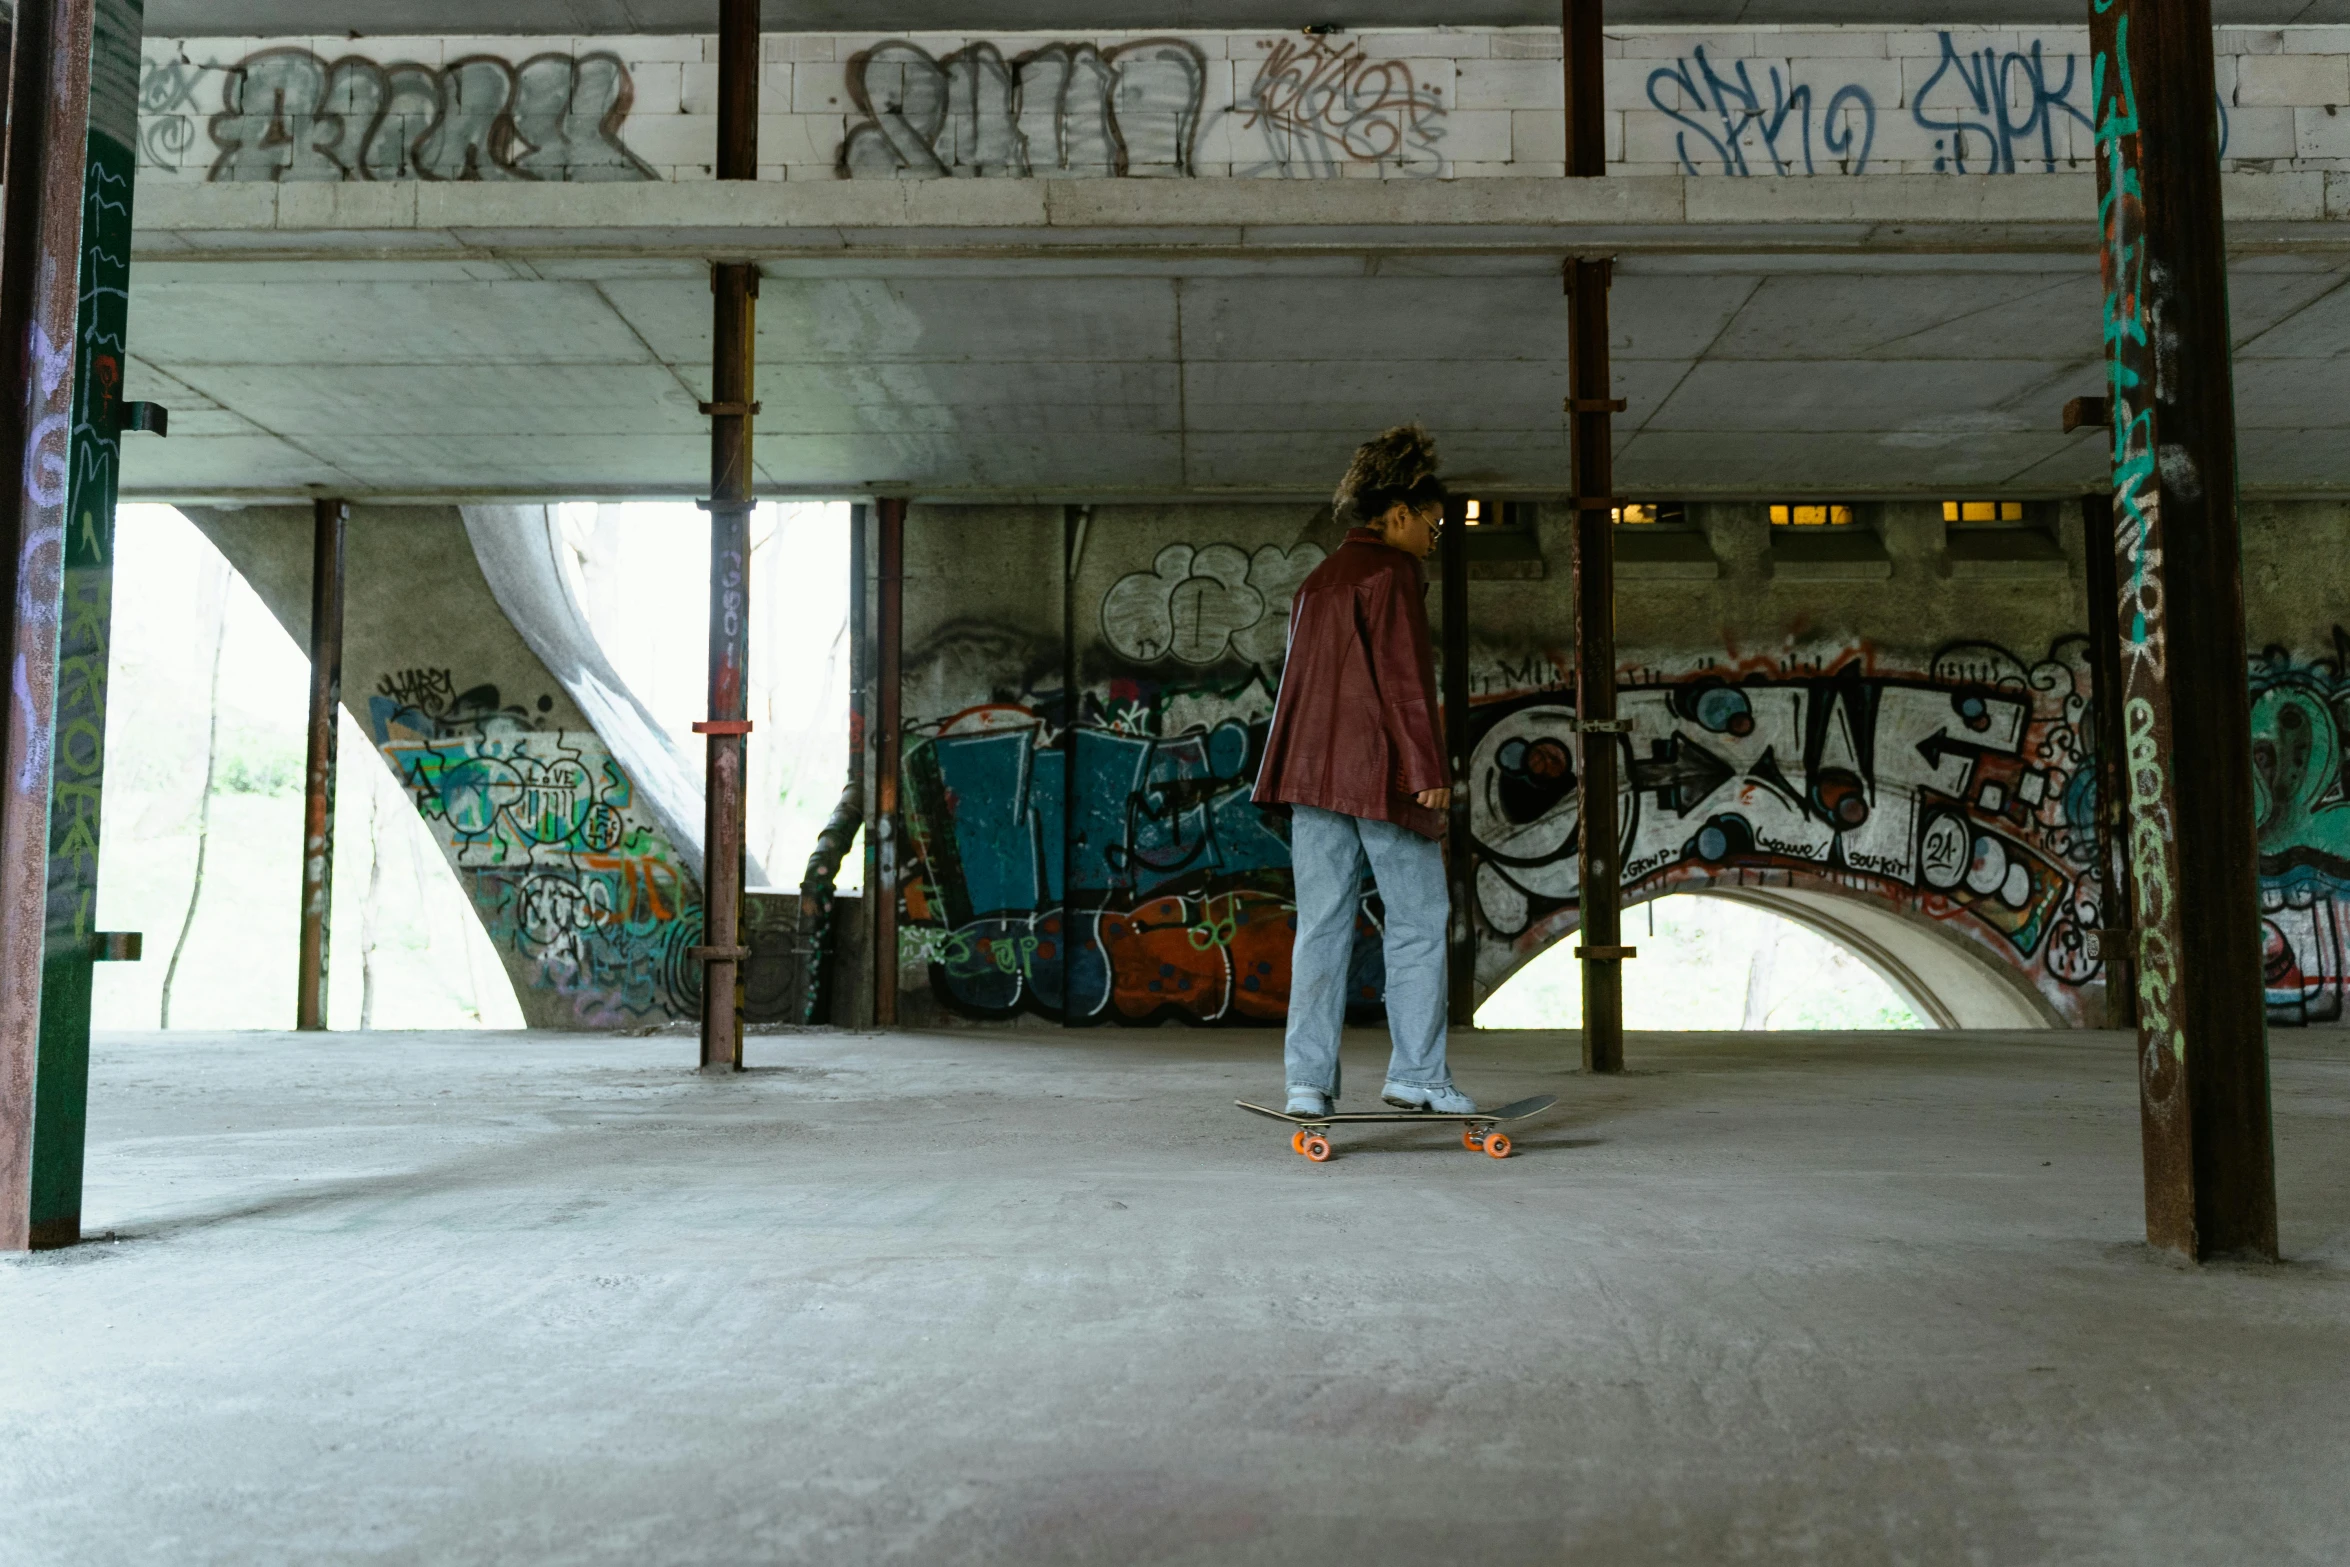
[
  {"left": 1292, "top": 1129, "right": 1307, "bottom": 1155},
  {"left": 1462, "top": 1128, "right": 1483, "bottom": 1151},
  {"left": 1484, "top": 1132, "right": 1512, "bottom": 1159},
  {"left": 1302, "top": 1135, "right": 1332, "bottom": 1162}
]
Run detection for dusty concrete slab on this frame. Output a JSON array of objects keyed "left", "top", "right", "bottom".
[{"left": 2, "top": 1027, "right": 2345, "bottom": 1564}]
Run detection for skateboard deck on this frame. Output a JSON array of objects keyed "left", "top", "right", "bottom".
[{"left": 1235, "top": 1094, "right": 1557, "bottom": 1162}]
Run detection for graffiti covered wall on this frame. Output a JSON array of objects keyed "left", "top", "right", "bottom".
[
  {"left": 892, "top": 508, "right": 1394, "bottom": 1027},
  {"left": 1460, "top": 639, "right": 2106, "bottom": 1023},
  {"left": 2251, "top": 634, "right": 2350, "bottom": 1026},
  {"left": 137, "top": 26, "right": 2336, "bottom": 184},
  {"left": 367, "top": 668, "right": 702, "bottom": 1028},
  {"left": 184, "top": 505, "right": 712, "bottom": 1032},
  {"left": 888, "top": 504, "right": 2124, "bottom": 1029},
  {"left": 888, "top": 499, "right": 2350, "bottom": 1034}
]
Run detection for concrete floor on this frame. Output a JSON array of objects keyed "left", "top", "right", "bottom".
[{"left": 3, "top": 1026, "right": 2346, "bottom": 1565}]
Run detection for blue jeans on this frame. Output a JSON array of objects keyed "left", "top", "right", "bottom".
[{"left": 1285, "top": 804, "right": 1451, "bottom": 1097}]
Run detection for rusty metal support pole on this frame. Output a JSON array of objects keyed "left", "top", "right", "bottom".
[
  {"left": 1440, "top": 501, "right": 1474, "bottom": 1027},
  {"left": 29, "top": 0, "right": 153, "bottom": 1248},
  {"left": 2088, "top": 0, "right": 2276, "bottom": 1260},
  {"left": 1564, "top": 0, "right": 1626, "bottom": 1073},
  {"left": 696, "top": 0, "right": 760, "bottom": 1070},
  {"left": 872, "top": 498, "right": 905, "bottom": 1028},
  {"left": 2079, "top": 491, "right": 2137, "bottom": 1030},
  {"left": 295, "top": 498, "right": 345, "bottom": 1032},
  {"left": 0, "top": 0, "right": 97, "bottom": 1251}
]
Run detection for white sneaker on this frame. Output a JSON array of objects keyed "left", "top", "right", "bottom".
[
  {"left": 1285, "top": 1087, "right": 1332, "bottom": 1117},
  {"left": 1382, "top": 1080, "right": 1476, "bottom": 1114}
]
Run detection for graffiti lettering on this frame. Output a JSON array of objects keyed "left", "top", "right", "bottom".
[
  {"left": 1462, "top": 642, "right": 2101, "bottom": 1018},
  {"left": 1647, "top": 30, "right": 2224, "bottom": 179},
  {"left": 841, "top": 38, "right": 1205, "bottom": 178},
  {"left": 194, "top": 48, "right": 653, "bottom": 182},
  {"left": 1100, "top": 541, "right": 1322, "bottom": 667},
  {"left": 1234, "top": 36, "right": 1447, "bottom": 178},
  {"left": 1647, "top": 46, "right": 1876, "bottom": 176},
  {"left": 1913, "top": 35, "right": 2094, "bottom": 174}
]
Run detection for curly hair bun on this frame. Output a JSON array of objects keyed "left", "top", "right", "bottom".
[{"left": 1334, "top": 424, "right": 1442, "bottom": 519}]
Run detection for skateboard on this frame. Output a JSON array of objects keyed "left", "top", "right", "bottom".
[{"left": 1235, "top": 1094, "right": 1559, "bottom": 1162}]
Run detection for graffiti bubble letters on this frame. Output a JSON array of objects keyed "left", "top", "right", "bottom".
[
  {"left": 1101, "top": 542, "right": 1323, "bottom": 667},
  {"left": 201, "top": 48, "right": 655, "bottom": 182},
  {"left": 1647, "top": 46, "right": 1876, "bottom": 176},
  {"left": 841, "top": 38, "right": 1205, "bottom": 178},
  {"left": 1235, "top": 36, "right": 1448, "bottom": 178}
]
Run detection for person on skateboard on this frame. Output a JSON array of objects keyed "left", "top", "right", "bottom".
[{"left": 1253, "top": 424, "right": 1472, "bottom": 1119}]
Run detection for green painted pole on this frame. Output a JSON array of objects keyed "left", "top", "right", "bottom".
[{"left": 28, "top": 0, "right": 151, "bottom": 1249}]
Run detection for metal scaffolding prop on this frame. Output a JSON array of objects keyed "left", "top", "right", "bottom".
[
  {"left": 296, "top": 498, "right": 346, "bottom": 1032},
  {"left": 30, "top": 0, "right": 156, "bottom": 1247},
  {"left": 870, "top": 498, "right": 906, "bottom": 1029},
  {"left": 0, "top": 0, "right": 98, "bottom": 1250},
  {"left": 1565, "top": 1, "right": 1631, "bottom": 1074},
  {"left": 695, "top": 0, "right": 760, "bottom": 1071},
  {"left": 1440, "top": 495, "right": 1475, "bottom": 1027},
  {"left": 2087, "top": 0, "right": 2277, "bottom": 1259}
]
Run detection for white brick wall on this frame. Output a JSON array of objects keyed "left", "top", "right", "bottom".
[{"left": 137, "top": 24, "right": 2350, "bottom": 186}]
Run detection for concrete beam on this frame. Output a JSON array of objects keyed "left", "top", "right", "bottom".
[{"left": 140, "top": 1, "right": 2350, "bottom": 36}]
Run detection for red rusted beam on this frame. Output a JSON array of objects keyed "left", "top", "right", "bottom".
[
  {"left": 2087, "top": 0, "right": 2276, "bottom": 1260},
  {"left": 698, "top": 0, "right": 760, "bottom": 1070},
  {"left": 0, "top": 0, "right": 96, "bottom": 1250}
]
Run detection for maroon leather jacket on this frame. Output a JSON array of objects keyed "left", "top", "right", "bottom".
[{"left": 1252, "top": 527, "right": 1447, "bottom": 840}]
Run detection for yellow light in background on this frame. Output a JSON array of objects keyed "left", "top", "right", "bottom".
[
  {"left": 1614, "top": 503, "right": 1657, "bottom": 524},
  {"left": 1943, "top": 500, "right": 2028, "bottom": 522},
  {"left": 1464, "top": 499, "right": 1483, "bottom": 524},
  {"left": 1770, "top": 504, "right": 1852, "bottom": 526}
]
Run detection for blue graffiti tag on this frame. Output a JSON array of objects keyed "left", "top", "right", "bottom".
[
  {"left": 1647, "top": 31, "right": 2226, "bottom": 178},
  {"left": 1914, "top": 35, "right": 2094, "bottom": 173},
  {"left": 1647, "top": 46, "right": 1876, "bottom": 176}
]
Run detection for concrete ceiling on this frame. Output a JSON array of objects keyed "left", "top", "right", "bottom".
[
  {"left": 117, "top": 178, "right": 2350, "bottom": 503},
  {"left": 141, "top": 1, "right": 2350, "bottom": 36},
  {"left": 117, "top": 249, "right": 2350, "bottom": 503}
]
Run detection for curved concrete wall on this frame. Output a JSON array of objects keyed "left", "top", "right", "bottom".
[{"left": 187, "top": 505, "right": 708, "bottom": 1028}]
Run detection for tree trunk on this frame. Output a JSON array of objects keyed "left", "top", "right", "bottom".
[
  {"left": 1740, "top": 926, "right": 1784, "bottom": 1032},
  {"left": 159, "top": 561, "right": 231, "bottom": 1028},
  {"left": 359, "top": 759, "right": 383, "bottom": 1030}
]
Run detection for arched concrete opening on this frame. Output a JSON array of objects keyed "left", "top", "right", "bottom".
[
  {"left": 1687, "top": 886, "right": 2061, "bottom": 1030},
  {"left": 1476, "top": 882, "right": 2067, "bottom": 1031}
]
